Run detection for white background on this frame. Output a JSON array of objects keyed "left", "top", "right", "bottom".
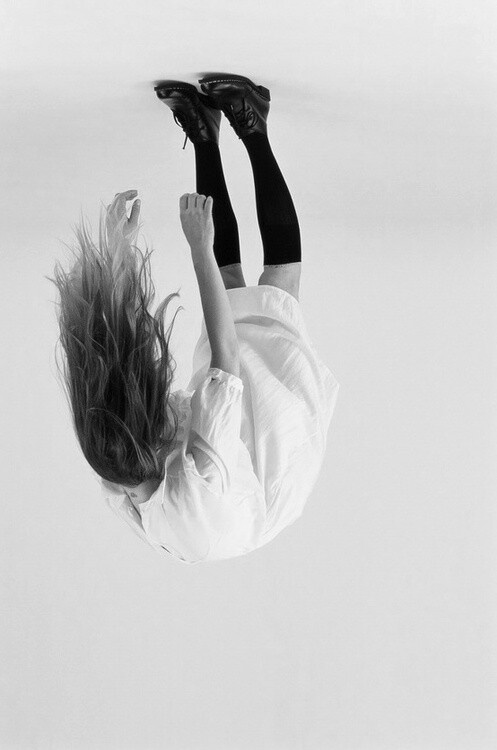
[{"left": 1, "top": 1, "right": 496, "bottom": 748}]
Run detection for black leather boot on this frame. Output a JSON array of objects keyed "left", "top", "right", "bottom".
[
  {"left": 154, "top": 80, "right": 222, "bottom": 150},
  {"left": 198, "top": 73, "right": 271, "bottom": 139}
]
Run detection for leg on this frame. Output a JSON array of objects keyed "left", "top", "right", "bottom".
[
  {"left": 258, "top": 261, "right": 301, "bottom": 302},
  {"left": 239, "top": 132, "right": 302, "bottom": 301},
  {"left": 193, "top": 141, "right": 246, "bottom": 288},
  {"left": 219, "top": 261, "right": 247, "bottom": 290}
]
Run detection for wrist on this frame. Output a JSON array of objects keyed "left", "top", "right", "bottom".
[
  {"left": 193, "top": 256, "right": 216, "bottom": 272},
  {"left": 191, "top": 242, "right": 214, "bottom": 262}
]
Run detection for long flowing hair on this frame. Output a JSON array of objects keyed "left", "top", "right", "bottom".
[{"left": 45, "top": 202, "right": 184, "bottom": 487}]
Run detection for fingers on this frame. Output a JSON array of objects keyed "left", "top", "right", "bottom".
[
  {"left": 115, "top": 190, "right": 138, "bottom": 201},
  {"left": 110, "top": 190, "right": 137, "bottom": 210},
  {"left": 128, "top": 198, "right": 141, "bottom": 226},
  {"left": 108, "top": 190, "right": 138, "bottom": 212},
  {"left": 180, "top": 193, "right": 199, "bottom": 209},
  {"left": 180, "top": 193, "right": 212, "bottom": 210}
]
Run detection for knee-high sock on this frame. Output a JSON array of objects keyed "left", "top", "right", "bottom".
[
  {"left": 241, "top": 132, "right": 301, "bottom": 266},
  {"left": 194, "top": 141, "right": 241, "bottom": 268}
]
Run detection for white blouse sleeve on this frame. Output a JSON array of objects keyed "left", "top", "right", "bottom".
[
  {"left": 183, "top": 366, "right": 244, "bottom": 496},
  {"left": 137, "top": 368, "right": 266, "bottom": 563}
]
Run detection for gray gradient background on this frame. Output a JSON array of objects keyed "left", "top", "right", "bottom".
[{"left": 1, "top": 1, "right": 496, "bottom": 748}]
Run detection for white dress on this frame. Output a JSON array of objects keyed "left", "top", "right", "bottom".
[{"left": 100, "top": 285, "right": 340, "bottom": 565}]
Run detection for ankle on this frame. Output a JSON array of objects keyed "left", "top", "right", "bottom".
[{"left": 241, "top": 131, "right": 269, "bottom": 145}]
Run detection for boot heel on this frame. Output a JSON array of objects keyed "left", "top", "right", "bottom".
[{"left": 257, "top": 85, "right": 271, "bottom": 100}]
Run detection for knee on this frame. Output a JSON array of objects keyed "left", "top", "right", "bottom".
[
  {"left": 258, "top": 264, "right": 301, "bottom": 301},
  {"left": 219, "top": 264, "right": 246, "bottom": 289}
]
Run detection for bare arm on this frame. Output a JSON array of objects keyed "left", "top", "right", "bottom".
[
  {"left": 180, "top": 192, "right": 240, "bottom": 379},
  {"left": 193, "top": 245, "right": 240, "bottom": 379}
]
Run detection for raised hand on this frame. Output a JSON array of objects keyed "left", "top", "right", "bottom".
[
  {"left": 106, "top": 190, "right": 141, "bottom": 242},
  {"left": 179, "top": 193, "right": 214, "bottom": 260}
]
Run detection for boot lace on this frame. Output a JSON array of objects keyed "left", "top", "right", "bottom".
[
  {"left": 172, "top": 96, "right": 257, "bottom": 149},
  {"left": 173, "top": 110, "right": 204, "bottom": 151},
  {"left": 227, "top": 98, "right": 258, "bottom": 134}
]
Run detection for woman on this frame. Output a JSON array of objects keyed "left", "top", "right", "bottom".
[{"left": 47, "top": 72, "right": 340, "bottom": 565}]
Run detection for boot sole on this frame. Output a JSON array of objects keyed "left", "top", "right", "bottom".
[
  {"left": 198, "top": 73, "right": 271, "bottom": 101},
  {"left": 154, "top": 80, "right": 199, "bottom": 99},
  {"left": 154, "top": 80, "right": 221, "bottom": 111}
]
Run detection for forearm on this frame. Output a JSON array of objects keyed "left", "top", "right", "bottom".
[{"left": 193, "top": 245, "right": 240, "bottom": 375}]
